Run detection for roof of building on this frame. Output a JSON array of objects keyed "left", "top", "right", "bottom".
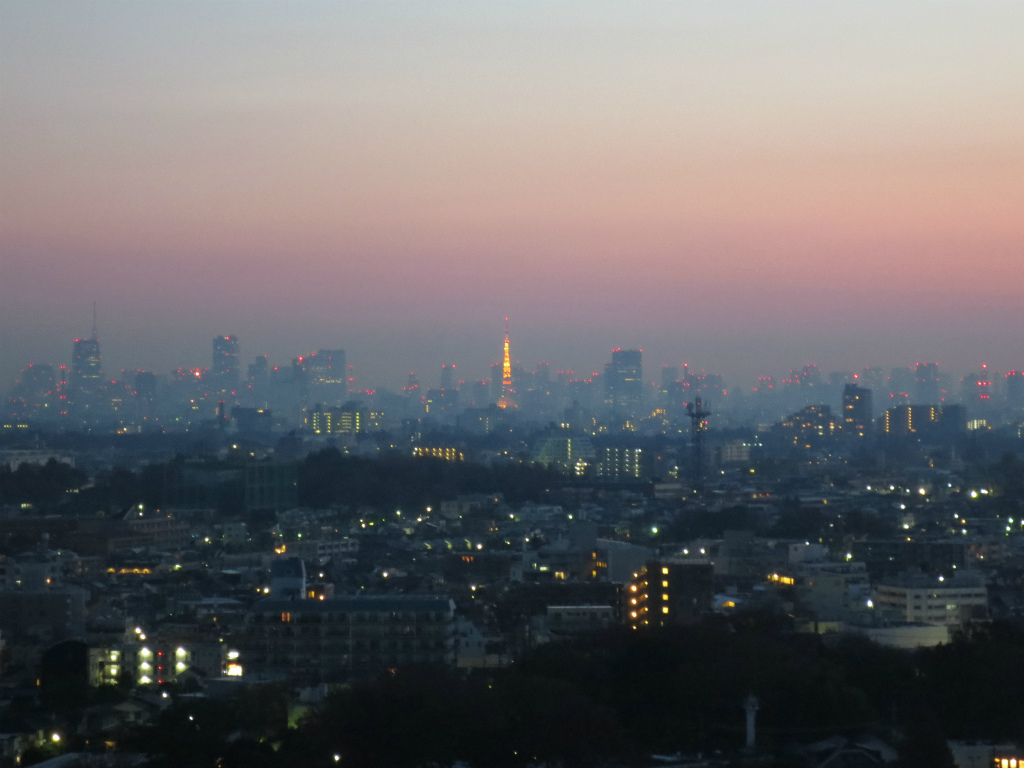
[{"left": 252, "top": 595, "right": 455, "bottom": 614}]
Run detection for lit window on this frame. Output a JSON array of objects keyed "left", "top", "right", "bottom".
[
  {"left": 661, "top": 567, "right": 669, "bottom": 575},
  {"left": 662, "top": 594, "right": 669, "bottom": 601},
  {"left": 662, "top": 580, "right": 669, "bottom": 588},
  {"left": 662, "top": 606, "right": 669, "bottom": 614}
]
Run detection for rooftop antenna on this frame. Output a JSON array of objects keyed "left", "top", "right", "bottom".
[{"left": 91, "top": 301, "right": 98, "bottom": 339}]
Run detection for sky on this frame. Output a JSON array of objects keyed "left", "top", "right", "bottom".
[{"left": 2, "top": 2, "right": 1022, "bottom": 391}]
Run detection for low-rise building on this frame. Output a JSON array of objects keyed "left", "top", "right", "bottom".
[
  {"left": 238, "top": 595, "right": 455, "bottom": 681},
  {"left": 874, "top": 572, "right": 987, "bottom": 626}
]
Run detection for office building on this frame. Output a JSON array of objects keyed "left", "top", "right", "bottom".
[
  {"left": 440, "top": 363, "right": 456, "bottom": 391},
  {"left": 72, "top": 337, "right": 102, "bottom": 395},
  {"left": 212, "top": 336, "right": 240, "bottom": 386},
  {"left": 248, "top": 355, "right": 269, "bottom": 385},
  {"left": 306, "top": 349, "right": 348, "bottom": 405},
  {"left": 1006, "top": 370, "right": 1024, "bottom": 411},
  {"left": 604, "top": 348, "right": 643, "bottom": 416},
  {"left": 874, "top": 572, "right": 987, "bottom": 627},
  {"left": 913, "top": 362, "right": 941, "bottom": 404}
]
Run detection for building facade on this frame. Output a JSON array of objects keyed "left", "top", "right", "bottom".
[
  {"left": 238, "top": 595, "right": 456, "bottom": 681},
  {"left": 604, "top": 348, "right": 643, "bottom": 417}
]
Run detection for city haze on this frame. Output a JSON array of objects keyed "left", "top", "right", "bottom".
[{"left": 2, "top": 2, "right": 1023, "bottom": 389}]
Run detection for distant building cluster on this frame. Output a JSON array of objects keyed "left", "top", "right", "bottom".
[{"left": 6, "top": 323, "right": 1024, "bottom": 453}]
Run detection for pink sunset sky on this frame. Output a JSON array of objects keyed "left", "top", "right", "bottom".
[{"left": 1, "top": 2, "right": 1022, "bottom": 390}]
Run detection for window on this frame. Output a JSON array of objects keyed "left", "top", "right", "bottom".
[{"left": 281, "top": 612, "right": 292, "bottom": 623}]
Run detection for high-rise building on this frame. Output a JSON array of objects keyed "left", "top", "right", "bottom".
[
  {"left": 308, "top": 349, "right": 346, "bottom": 385},
  {"left": 212, "top": 336, "right": 240, "bottom": 386},
  {"left": 1006, "top": 370, "right": 1024, "bottom": 412},
  {"left": 882, "top": 404, "right": 938, "bottom": 435},
  {"left": 597, "top": 446, "right": 644, "bottom": 479},
  {"left": 627, "top": 560, "right": 714, "bottom": 629},
  {"left": 72, "top": 339, "right": 102, "bottom": 395},
  {"left": 963, "top": 364, "right": 994, "bottom": 407},
  {"left": 305, "top": 349, "right": 347, "bottom": 406},
  {"left": 913, "top": 362, "right": 940, "bottom": 404},
  {"left": 71, "top": 304, "right": 103, "bottom": 396},
  {"left": 779, "top": 404, "right": 837, "bottom": 445},
  {"left": 496, "top": 319, "right": 517, "bottom": 409},
  {"left": 842, "top": 384, "right": 873, "bottom": 437},
  {"left": 8, "top": 363, "right": 59, "bottom": 419},
  {"left": 440, "top": 363, "right": 456, "bottom": 391},
  {"left": 887, "top": 367, "right": 914, "bottom": 401},
  {"left": 248, "top": 355, "right": 269, "bottom": 385},
  {"left": 604, "top": 348, "right": 642, "bottom": 415},
  {"left": 310, "top": 403, "right": 362, "bottom": 435},
  {"left": 535, "top": 362, "right": 551, "bottom": 388}
]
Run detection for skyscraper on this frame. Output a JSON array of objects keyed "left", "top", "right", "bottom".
[
  {"left": 440, "top": 363, "right": 456, "bottom": 391},
  {"left": 1005, "top": 370, "right": 1024, "bottom": 412},
  {"left": 212, "top": 335, "right": 240, "bottom": 386},
  {"left": 306, "top": 349, "right": 347, "bottom": 406},
  {"left": 72, "top": 306, "right": 102, "bottom": 396},
  {"left": 308, "top": 349, "right": 346, "bottom": 385},
  {"left": 248, "top": 355, "right": 269, "bottom": 385},
  {"left": 913, "top": 362, "right": 940, "bottom": 404},
  {"left": 496, "top": 319, "right": 517, "bottom": 409},
  {"left": 842, "top": 383, "right": 873, "bottom": 437},
  {"left": 604, "top": 348, "right": 642, "bottom": 416}
]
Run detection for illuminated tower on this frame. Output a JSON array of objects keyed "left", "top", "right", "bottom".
[{"left": 497, "top": 319, "right": 517, "bottom": 409}]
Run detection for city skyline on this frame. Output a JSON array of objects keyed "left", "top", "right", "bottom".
[
  {"left": 2, "top": 3, "right": 1022, "bottom": 394},
  {"left": 5, "top": 320, "right": 1021, "bottom": 398}
]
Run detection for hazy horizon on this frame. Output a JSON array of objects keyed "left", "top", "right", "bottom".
[{"left": 3, "top": 2, "right": 1022, "bottom": 391}]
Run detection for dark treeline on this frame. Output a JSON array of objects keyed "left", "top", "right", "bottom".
[
  {"left": 0, "top": 449, "right": 561, "bottom": 518},
  {"left": 0, "top": 458, "right": 88, "bottom": 507},
  {"left": 0, "top": 460, "right": 164, "bottom": 513},
  {"left": 120, "top": 619, "right": 1024, "bottom": 768},
  {"left": 297, "top": 449, "right": 562, "bottom": 511}
]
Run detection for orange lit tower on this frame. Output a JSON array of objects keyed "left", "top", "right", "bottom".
[{"left": 497, "top": 318, "right": 517, "bottom": 409}]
